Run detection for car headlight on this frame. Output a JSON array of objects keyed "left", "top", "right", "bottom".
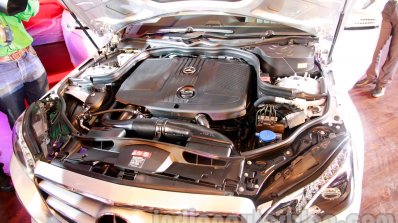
[
  {"left": 257, "top": 140, "right": 353, "bottom": 222},
  {"left": 13, "top": 114, "right": 36, "bottom": 177},
  {"left": 12, "top": 101, "right": 48, "bottom": 177}
]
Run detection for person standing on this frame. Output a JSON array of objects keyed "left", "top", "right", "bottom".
[
  {"left": 0, "top": 0, "right": 48, "bottom": 192},
  {"left": 355, "top": 0, "right": 398, "bottom": 97}
]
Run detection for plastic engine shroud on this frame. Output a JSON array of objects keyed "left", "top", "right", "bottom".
[{"left": 116, "top": 57, "right": 252, "bottom": 120}]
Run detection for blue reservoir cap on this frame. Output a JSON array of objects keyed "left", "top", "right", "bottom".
[{"left": 256, "top": 130, "right": 276, "bottom": 143}]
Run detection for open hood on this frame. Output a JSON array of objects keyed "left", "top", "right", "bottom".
[{"left": 61, "top": 0, "right": 350, "bottom": 37}]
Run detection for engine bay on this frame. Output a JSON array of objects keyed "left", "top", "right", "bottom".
[{"left": 28, "top": 40, "right": 348, "bottom": 206}]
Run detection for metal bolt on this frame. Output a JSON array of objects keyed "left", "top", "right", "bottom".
[
  {"left": 244, "top": 173, "right": 249, "bottom": 177},
  {"left": 238, "top": 187, "right": 245, "bottom": 192},
  {"left": 285, "top": 150, "right": 292, "bottom": 156}
]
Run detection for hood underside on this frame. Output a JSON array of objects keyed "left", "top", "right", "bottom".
[{"left": 61, "top": 0, "right": 348, "bottom": 37}]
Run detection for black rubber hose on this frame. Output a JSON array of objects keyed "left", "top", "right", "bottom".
[
  {"left": 101, "top": 116, "right": 234, "bottom": 155},
  {"left": 258, "top": 82, "right": 297, "bottom": 99},
  {"left": 91, "top": 109, "right": 137, "bottom": 117},
  {"left": 57, "top": 86, "right": 79, "bottom": 134},
  {"left": 101, "top": 113, "right": 157, "bottom": 138},
  {"left": 258, "top": 76, "right": 328, "bottom": 101},
  {"left": 102, "top": 117, "right": 231, "bottom": 143},
  {"left": 259, "top": 83, "right": 328, "bottom": 100},
  {"left": 254, "top": 96, "right": 276, "bottom": 107},
  {"left": 164, "top": 119, "right": 232, "bottom": 144}
]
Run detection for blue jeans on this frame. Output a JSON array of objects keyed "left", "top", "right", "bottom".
[{"left": 0, "top": 49, "right": 48, "bottom": 129}]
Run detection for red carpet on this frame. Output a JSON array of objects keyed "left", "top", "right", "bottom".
[{"left": 34, "top": 42, "right": 75, "bottom": 88}]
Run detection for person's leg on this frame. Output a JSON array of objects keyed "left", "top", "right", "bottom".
[
  {"left": 0, "top": 58, "right": 26, "bottom": 128},
  {"left": 0, "top": 60, "right": 25, "bottom": 192},
  {"left": 356, "top": 2, "right": 394, "bottom": 87},
  {"left": 20, "top": 49, "right": 48, "bottom": 104},
  {"left": 377, "top": 11, "right": 398, "bottom": 87},
  {"left": 0, "top": 87, "right": 26, "bottom": 129},
  {"left": 24, "top": 73, "right": 48, "bottom": 105},
  {"left": 0, "top": 162, "right": 13, "bottom": 192},
  {"left": 372, "top": 3, "right": 398, "bottom": 97}
]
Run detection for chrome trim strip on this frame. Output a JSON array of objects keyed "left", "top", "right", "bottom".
[
  {"left": 46, "top": 197, "right": 95, "bottom": 222},
  {"left": 34, "top": 161, "right": 255, "bottom": 215},
  {"left": 39, "top": 181, "right": 102, "bottom": 218},
  {"left": 10, "top": 156, "right": 59, "bottom": 223}
]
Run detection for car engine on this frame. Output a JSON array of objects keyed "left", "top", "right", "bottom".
[
  {"left": 29, "top": 41, "right": 347, "bottom": 206},
  {"left": 116, "top": 57, "right": 252, "bottom": 120}
]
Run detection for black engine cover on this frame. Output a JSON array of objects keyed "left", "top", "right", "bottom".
[{"left": 116, "top": 57, "right": 251, "bottom": 120}]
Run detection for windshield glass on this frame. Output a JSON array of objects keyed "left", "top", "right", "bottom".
[
  {"left": 62, "top": 0, "right": 347, "bottom": 37},
  {"left": 124, "top": 15, "right": 310, "bottom": 38}
]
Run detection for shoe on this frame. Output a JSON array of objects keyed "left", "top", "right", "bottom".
[
  {"left": 372, "top": 87, "right": 386, "bottom": 98},
  {"left": 355, "top": 77, "right": 376, "bottom": 87},
  {"left": 0, "top": 163, "right": 14, "bottom": 192}
]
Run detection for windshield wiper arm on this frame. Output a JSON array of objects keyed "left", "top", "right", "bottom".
[
  {"left": 136, "top": 27, "right": 233, "bottom": 38},
  {"left": 178, "top": 30, "right": 311, "bottom": 40},
  {"left": 224, "top": 30, "right": 311, "bottom": 38},
  {"left": 154, "top": 27, "right": 234, "bottom": 34}
]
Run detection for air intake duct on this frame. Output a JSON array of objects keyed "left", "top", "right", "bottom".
[{"left": 101, "top": 115, "right": 234, "bottom": 157}]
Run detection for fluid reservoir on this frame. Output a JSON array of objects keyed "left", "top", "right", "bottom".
[{"left": 256, "top": 130, "right": 277, "bottom": 147}]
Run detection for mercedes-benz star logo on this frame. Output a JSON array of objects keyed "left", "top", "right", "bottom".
[{"left": 182, "top": 66, "right": 196, "bottom": 75}]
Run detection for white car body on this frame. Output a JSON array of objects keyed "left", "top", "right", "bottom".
[
  {"left": 11, "top": 91, "right": 364, "bottom": 222},
  {"left": 11, "top": 0, "right": 370, "bottom": 222}
]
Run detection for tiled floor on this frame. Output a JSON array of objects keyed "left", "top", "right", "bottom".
[{"left": 350, "top": 82, "right": 398, "bottom": 219}]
